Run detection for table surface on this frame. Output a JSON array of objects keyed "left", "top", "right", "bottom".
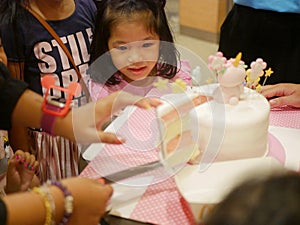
[{"left": 81, "top": 102, "right": 300, "bottom": 225}]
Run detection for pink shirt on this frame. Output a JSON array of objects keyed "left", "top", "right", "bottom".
[{"left": 86, "top": 60, "right": 192, "bottom": 101}]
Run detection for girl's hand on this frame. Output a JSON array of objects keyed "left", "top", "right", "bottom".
[{"left": 5, "top": 150, "right": 39, "bottom": 193}]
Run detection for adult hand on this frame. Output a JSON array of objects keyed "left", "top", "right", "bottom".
[
  {"left": 56, "top": 91, "right": 161, "bottom": 144},
  {"left": 260, "top": 83, "right": 300, "bottom": 108},
  {"left": 60, "top": 177, "right": 113, "bottom": 225}
]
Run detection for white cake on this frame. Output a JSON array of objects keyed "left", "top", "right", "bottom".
[
  {"left": 189, "top": 52, "right": 271, "bottom": 162},
  {"left": 172, "top": 52, "right": 277, "bottom": 223},
  {"left": 185, "top": 52, "right": 271, "bottom": 163},
  {"left": 190, "top": 87, "right": 270, "bottom": 162},
  {"left": 156, "top": 52, "right": 272, "bottom": 165}
]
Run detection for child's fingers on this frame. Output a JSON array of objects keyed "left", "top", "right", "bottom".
[
  {"left": 22, "top": 152, "right": 34, "bottom": 170},
  {"left": 30, "top": 160, "right": 39, "bottom": 171},
  {"left": 14, "top": 149, "right": 26, "bottom": 162},
  {"left": 24, "top": 153, "right": 39, "bottom": 171},
  {"left": 12, "top": 150, "right": 39, "bottom": 171},
  {"left": 24, "top": 154, "right": 36, "bottom": 170},
  {"left": 7, "top": 157, "right": 18, "bottom": 173}
]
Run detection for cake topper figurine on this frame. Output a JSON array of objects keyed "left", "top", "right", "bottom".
[
  {"left": 211, "top": 52, "right": 246, "bottom": 105},
  {"left": 208, "top": 52, "right": 274, "bottom": 104}
]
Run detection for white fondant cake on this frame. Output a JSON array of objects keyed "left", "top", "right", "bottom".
[
  {"left": 190, "top": 87, "right": 270, "bottom": 162},
  {"left": 173, "top": 52, "right": 277, "bottom": 223},
  {"left": 187, "top": 52, "right": 272, "bottom": 162}
]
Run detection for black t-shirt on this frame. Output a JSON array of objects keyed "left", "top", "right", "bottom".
[
  {"left": 0, "top": 62, "right": 28, "bottom": 130},
  {"left": 0, "top": 62, "right": 26, "bottom": 224},
  {"left": 0, "top": 199, "right": 6, "bottom": 225}
]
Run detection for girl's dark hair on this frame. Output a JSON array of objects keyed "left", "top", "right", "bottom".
[
  {"left": 205, "top": 171, "right": 300, "bottom": 225},
  {"left": 89, "top": 0, "right": 180, "bottom": 85}
]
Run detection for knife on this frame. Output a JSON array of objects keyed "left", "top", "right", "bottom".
[{"left": 102, "top": 160, "right": 163, "bottom": 184}]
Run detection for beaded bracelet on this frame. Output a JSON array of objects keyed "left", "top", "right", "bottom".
[
  {"left": 40, "top": 185, "right": 56, "bottom": 225},
  {"left": 32, "top": 187, "right": 53, "bottom": 225},
  {"left": 47, "top": 180, "right": 74, "bottom": 225}
]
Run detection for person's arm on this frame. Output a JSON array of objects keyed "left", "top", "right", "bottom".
[
  {"left": 260, "top": 83, "right": 300, "bottom": 108},
  {"left": 2, "top": 177, "right": 112, "bottom": 225},
  {"left": 0, "top": 63, "right": 28, "bottom": 130},
  {"left": 11, "top": 89, "right": 161, "bottom": 144},
  {"left": 10, "top": 89, "right": 44, "bottom": 130},
  {"left": 54, "top": 91, "right": 161, "bottom": 144}
]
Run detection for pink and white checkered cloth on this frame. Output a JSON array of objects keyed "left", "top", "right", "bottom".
[
  {"left": 81, "top": 103, "right": 300, "bottom": 225},
  {"left": 269, "top": 106, "right": 300, "bottom": 129}
]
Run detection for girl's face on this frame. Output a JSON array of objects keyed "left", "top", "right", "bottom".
[{"left": 108, "top": 21, "right": 160, "bottom": 83}]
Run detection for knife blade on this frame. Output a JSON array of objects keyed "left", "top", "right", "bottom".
[{"left": 102, "top": 160, "right": 163, "bottom": 184}]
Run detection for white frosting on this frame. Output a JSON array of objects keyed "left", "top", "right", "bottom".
[{"left": 190, "top": 87, "right": 270, "bottom": 162}]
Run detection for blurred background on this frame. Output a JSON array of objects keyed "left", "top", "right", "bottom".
[{"left": 165, "top": 0, "right": 233, "bottom": 62}]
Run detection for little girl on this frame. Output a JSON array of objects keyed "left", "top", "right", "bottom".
[{"left": 86, "top": 0, "right": 192, "bottom": 101}]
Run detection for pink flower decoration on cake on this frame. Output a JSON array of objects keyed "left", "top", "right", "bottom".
[
  {"left": 208, "top": 51, "right": 227, "bottom": 77},
  {"left": 246, "top": 58, "right": 267, "bottom": 90}
]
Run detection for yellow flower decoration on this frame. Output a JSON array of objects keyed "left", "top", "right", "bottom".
[
  {"left": 255, "top": 84, "right": 262, "bottom": 92},
  {"left": 153, "top": 78, "right": 168, "bottom": 90},
  {"left": 172, "top": 78, "right": 187, "bottom": 93},
  {"left": 3, "top": 136, "right": 8, "bottom": 143},
  {"left": 206, "top": 77, "right": 213, "bottom": 84}
]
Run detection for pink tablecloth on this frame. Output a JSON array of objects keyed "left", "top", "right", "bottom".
[
  {"left": 80, "top": 106, "right": 300, "bottom": 225},
  {"left": 269, "top": 106, "right": 300, "bottom": 129}
]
